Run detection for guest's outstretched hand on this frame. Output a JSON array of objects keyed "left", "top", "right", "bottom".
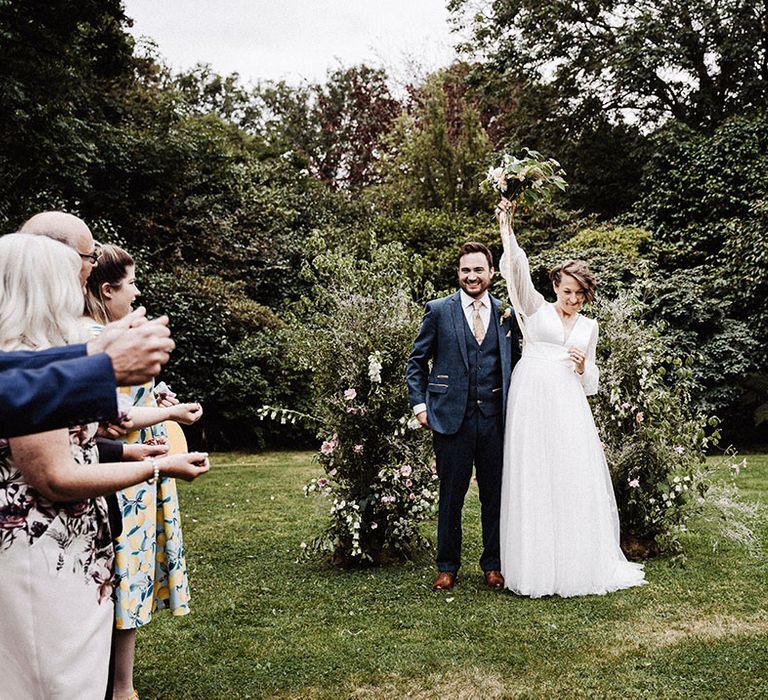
[
  {"left": 87, "top": 307, "right": 176, "bottom": 386},
  {"left": 123, "top": 442, "right": 170, "bottom": 461},
  {"left": 158, "top": 452, "right": 210, "bottom": 482},
  {"left": 170, "top": 402, "right": 203, "bottom": 425}
]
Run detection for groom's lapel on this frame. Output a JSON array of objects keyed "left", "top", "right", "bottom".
[
  {"left": 450, "top": 292, "right": 469, "bottom": 370},
  {"left": 490, "top": 294, "right": 511, "bottom": 379}
]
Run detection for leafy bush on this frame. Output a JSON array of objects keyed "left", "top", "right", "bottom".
[
  {"left": 590, "top": 292, "right": 760, "bottom": 561},
  {"left": 140, "top": 267, "right": 307, "bottom": 447},
  {"left": 262, "top": 240, "right": 437, "bottom": 564}
]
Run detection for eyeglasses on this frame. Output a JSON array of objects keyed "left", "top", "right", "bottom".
[{"left": 79, "top": 246, "right": 102, "bottom": 265}]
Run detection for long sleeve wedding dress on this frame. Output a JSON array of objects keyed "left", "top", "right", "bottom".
[{"left": 498, "top": 223, "right": 646, "bottom": 597}]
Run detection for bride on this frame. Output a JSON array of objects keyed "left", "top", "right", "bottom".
[{"left": 496, "top": 198, "right": 646, "bottom": 597}]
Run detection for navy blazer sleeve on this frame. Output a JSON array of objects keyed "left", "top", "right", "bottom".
[
  {"left": 406, "top": 301, "right": 437, "bottom": 409},
  {"left": 0, "top": 353, "right": 118, "bottom": 438},
  {"left": 0, "top": 344, "right": 87, "bottom": 371}
]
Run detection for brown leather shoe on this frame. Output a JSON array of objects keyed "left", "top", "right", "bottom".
[
  {"left": 484, "top": 570, "right": 504, "bottom": 589},
  {"left": 432, "top": 571, "right": 456, "bottom": 591}
]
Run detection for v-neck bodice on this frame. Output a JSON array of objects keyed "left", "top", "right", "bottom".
[{"left": 524, "top": 302, "right": 590, "bottom": 348}]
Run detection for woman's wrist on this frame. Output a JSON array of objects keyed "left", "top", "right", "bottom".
[{"left": 145, "top": 457, "right": 160, "bottom": 483}]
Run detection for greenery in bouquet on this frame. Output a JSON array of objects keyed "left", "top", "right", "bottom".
[
  {"left": 591, "top": 291, "right": 761, "bottom": 563},
  {"left": 480, "top": 148, "right": 568, "bottom": 208},
  {"left": 261, "top": 238, "right": 437, "bottom": 565}
]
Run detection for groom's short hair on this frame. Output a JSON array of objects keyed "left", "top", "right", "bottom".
[{"left": 457, "top": 242, "right": 493, "bottom": 269}]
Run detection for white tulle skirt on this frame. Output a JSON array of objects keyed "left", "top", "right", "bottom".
[{"left": 500, "top": 343, "right": 646, "bottom": 598}]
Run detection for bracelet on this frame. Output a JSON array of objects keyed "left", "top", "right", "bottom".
[{"left": 146, "top": 458, "right": 160, "bottom": 484}]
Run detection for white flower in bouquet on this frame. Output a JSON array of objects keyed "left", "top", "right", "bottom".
[{"left": 480, "top": 147, "right": 568, "bottom": 208}]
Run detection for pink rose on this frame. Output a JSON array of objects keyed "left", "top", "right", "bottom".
[
  {"left": 628, "top": 478, "right": 640, "bottom": 488},
  {"left": 320, "top": 440, "right": 335, "bottom": 455},
  {"left": 344, "top": 388, "right": 357, "bottom": 401},
  {"left": 405, "top": 479, "right": 413, "bottom": 488},
  {"left": 400, "top": 464, "right": 413, "bottom": 477},
  {"left": 636, "top": 412, "right": 645, "bottom": 423},
  {"left": 353, "top": 444, "right": 364, "bottom": 454}
]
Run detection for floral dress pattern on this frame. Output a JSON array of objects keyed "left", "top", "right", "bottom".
[
  {"left": 112, "top": 380, "right": 191, "bottom": 629},
  {"left": 0, "top": 425, "right": 115, "bottom": 697}
]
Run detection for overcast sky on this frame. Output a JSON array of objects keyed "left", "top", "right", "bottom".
[{"left": 123, "top": 0, "right": 460, "bottom": 86}]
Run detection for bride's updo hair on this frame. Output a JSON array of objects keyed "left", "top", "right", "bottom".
[{"left": 549, "top": 260, "right": 597, "bottom": 302}]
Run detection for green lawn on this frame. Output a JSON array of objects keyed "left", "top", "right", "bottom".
[{"left": 136, "top": 452, "right": 768, "bottom": 699}]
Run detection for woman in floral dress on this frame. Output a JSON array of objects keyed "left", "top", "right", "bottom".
[
  {"left": 84, "top": 243, "right": 203, "bottom": 700},
  {"left": 0, "top": 233, "right": 209, "bottom": 698}
]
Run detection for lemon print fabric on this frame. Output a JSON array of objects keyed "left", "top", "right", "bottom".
[{"left": 113, "top": 382, "right": 191, "bottom": 630}]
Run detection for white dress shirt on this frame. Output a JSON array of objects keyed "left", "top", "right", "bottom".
[{"left": 413, "top": 290, "right": 491, "bottom": 416}]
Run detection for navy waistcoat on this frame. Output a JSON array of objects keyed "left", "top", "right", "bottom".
[{"left": 463, "top": 309, "right": 503, "bottom": 417}]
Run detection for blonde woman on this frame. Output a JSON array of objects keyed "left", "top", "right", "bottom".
[
  {"left": 0, "top": 234, "right": 209, "bottom": 698},
  {"left": 85, "top": 244, "right": 202, "bottom": 700}
]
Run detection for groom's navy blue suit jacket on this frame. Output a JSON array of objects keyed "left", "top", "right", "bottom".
[
  {"left": 0, "top": 345, "right": 118, "bottom": 438},
  {"left": 406, "top": 291, "right": 521, "bottom": 435}
]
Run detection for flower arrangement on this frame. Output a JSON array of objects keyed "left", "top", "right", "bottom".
[
  {"left": 261, "top": 242, "right": 437, "bottom": 565},
  {"left": 480, "top": 148, "right": 568, "bottom": 207},
  {"left": 590, "top": 291, "right": 761, "bottom": 562}
]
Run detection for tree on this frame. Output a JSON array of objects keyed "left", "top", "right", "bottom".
[
  {"left": 0, "top": 0, "right": 135, "bottom": 226},
  {"left": 630, "top": 112, "right": 768, "bottom": 441},
  {"left": 449, "top": 0, "right": 768, "bottom": 130},
  {"left": 254, "top": 65, "right": 401, "bottom": 192},
  {"left": 376, "top": 65, "right": 493, "bottom": 213}
]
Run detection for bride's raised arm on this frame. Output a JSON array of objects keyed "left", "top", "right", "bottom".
[{"left": 496, "top": 200, "right": 545, "bottom": 317}]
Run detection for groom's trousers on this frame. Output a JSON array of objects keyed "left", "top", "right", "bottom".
[{"left": 432, "top": 407, "right": 504, "bottom": 574}]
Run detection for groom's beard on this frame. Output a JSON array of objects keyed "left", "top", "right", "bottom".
[{"left": 459, "top": 279, "right": 490, "bottom": 297}]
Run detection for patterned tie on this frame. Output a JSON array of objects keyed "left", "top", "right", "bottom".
[{"left": 472, "top": 299, "right": 485, "bottom": 344}]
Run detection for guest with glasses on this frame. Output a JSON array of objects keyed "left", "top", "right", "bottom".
[{"left": 21, "top": 211, "right": 101, "bottom": 286}]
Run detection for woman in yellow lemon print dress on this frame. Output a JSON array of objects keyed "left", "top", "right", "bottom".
[{"left": 85, "top": 244, "right": 203, "bottom": 700}]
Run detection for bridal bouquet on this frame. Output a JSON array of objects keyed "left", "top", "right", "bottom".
[{"left": 480, "top": 148, "right": 568, "bottom": 207}]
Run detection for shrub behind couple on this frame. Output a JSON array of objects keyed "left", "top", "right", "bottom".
[{"left": 406, "top": 204, "right": 646, "bottom": 598}]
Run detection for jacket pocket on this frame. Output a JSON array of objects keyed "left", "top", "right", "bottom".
[{"left": 428, "top": 382, "right": 449, "bottom": 394}]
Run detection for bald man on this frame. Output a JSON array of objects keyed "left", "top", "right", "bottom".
[{"left": 20, "top": 211, "right": 100, "bottom": 286}]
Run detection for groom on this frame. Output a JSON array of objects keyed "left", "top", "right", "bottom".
[{"left": 407, "top": 242, "right": 520, "bottom": 591}]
